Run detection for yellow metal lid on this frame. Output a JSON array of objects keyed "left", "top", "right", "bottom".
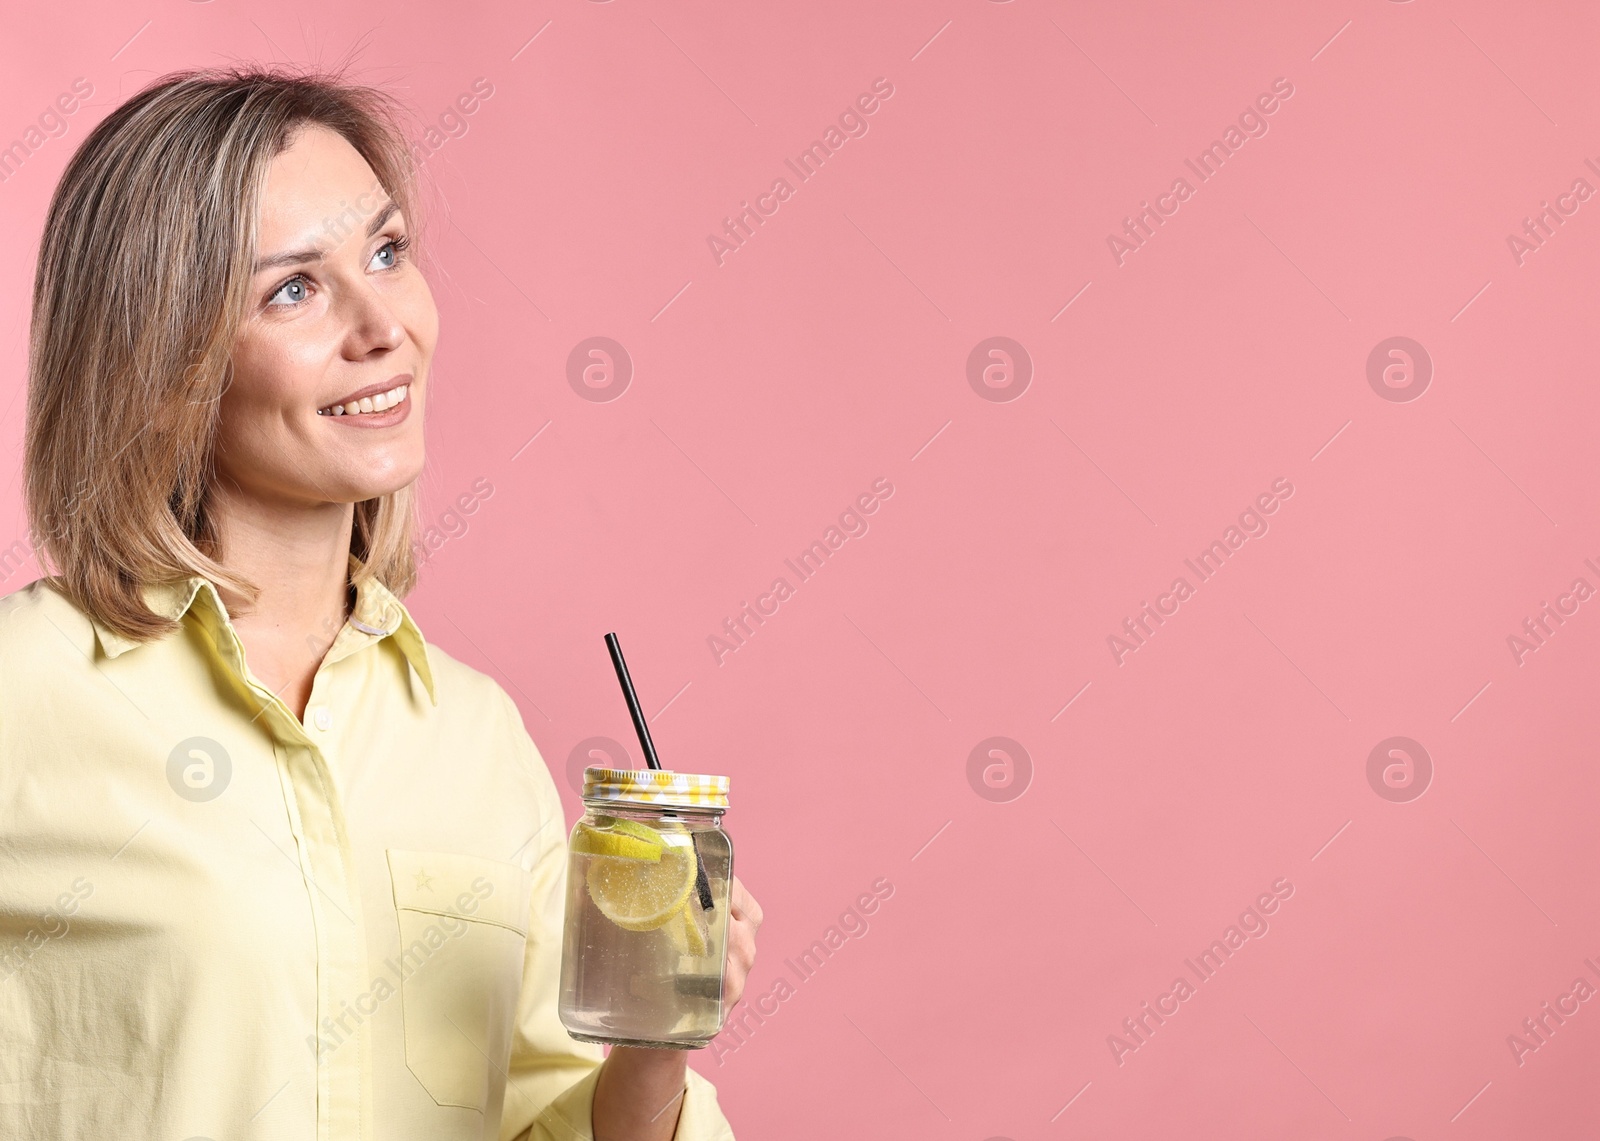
[{"left": 581, "top": 767, "right": 730, "bottom": 809}]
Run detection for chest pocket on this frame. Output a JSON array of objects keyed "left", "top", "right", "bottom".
[{"left": 386, "top": 849, "right": 534, "bottom": 1112}]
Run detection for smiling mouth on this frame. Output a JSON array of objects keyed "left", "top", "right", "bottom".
[{"left": 316, "top": 383, "right": 410, "bottom": 417}]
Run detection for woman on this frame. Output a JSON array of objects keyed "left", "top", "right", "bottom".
[{"left": 2, "top": 68, "right": 758, "bottom": 1139}]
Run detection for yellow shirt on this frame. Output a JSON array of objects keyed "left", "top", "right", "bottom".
[{"left": 0, "top": 571, "right": 734, "bottom": 1140}]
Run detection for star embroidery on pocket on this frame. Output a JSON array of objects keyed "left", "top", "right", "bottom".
[{"left": 413, "top": 869, "right": 435, "bottom": 890}]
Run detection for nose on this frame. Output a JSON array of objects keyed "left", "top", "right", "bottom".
[{"left": 341, "top": 280, "right": 405, "bottom": 360}]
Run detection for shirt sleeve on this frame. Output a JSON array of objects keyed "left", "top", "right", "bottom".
[{"left": 496, "top": 707, "right": 736, "bottom": 1141}]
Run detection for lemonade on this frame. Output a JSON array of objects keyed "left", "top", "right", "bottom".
[{"left": 558, "top": 779, "right": 734, "bottom": 1049}]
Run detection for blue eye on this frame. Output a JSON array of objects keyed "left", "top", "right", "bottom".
[
  {"left": 370, "top": 236, "right": 409, "bottom": 270},
  {"left": 268, "top": 277, "right": 309, "bottom": 307},
  {"left": 263, "top": 235, "right": 407, "bottom": 309}
]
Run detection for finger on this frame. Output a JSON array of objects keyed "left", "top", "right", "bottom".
[
  {"left": 722, "top": 931, "right": 756, "bottom": 1006},
  {"left": 727, "top": 926, "right": 757, "bottom": 975},
  {"left": 726, "top": 907, "right": 757, "bottom": 955},
  {"left": 728, "top": 876, "right": 763, "bottom": 929},
  {"left": 723, "top": 958, "right": 748, "bottom": 1006}
]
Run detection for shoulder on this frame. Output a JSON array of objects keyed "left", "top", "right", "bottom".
[
  {"left": 0, "top": 577, "right": 98, "bottom": 664},
  {"left": 0, "top": 579, "right": 104, "bottom": 726},
  {"left": 417, "top": 636, "right": 547, "bottom": 754},
  {"left": 419, "top": 636, "right": 563, "bottom": 800}
]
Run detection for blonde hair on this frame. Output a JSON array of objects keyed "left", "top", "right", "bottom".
[{"left": 25, "top": 66, "right": 422, "bottom": 641}]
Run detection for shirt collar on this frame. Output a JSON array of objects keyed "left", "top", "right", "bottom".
[{"left": 91, "top": 559, "right": 436, "bottom": 705}]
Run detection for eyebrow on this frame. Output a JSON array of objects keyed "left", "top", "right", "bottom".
[{"left": 252, "top": 201, "right": 404, "bottom": 273}]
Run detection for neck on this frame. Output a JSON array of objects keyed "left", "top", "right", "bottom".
[
  {"left": 213, "top": 489, "right": 354, "bottom": 628},
  {"left": 209, "top": 484, "right": 357, "bottom": 717}
]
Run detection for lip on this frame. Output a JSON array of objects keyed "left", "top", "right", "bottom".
[
  {"left": 318, "top": 375, "right": 415, "bottom": 428},
  {"left": 321, "top": 375, "right": 412, "bottom": 410},
  {"left": 324, "top": 394, "right": 412, "bottom": 429}
]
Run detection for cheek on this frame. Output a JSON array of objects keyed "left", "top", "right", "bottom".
[
  {"left": 227, "top": 323, "right": 334, "bottom": 414},
  {"left": 214, "top": 320, "right": 345, "bottom": 484},
  {"left": 217, "top": 352, "right": 305, "bottom": 451}
]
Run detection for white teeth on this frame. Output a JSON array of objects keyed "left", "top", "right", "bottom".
[{"left": 320, "top": 383, "right": 409, "bottom": 417}]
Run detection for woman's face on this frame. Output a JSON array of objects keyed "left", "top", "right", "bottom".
[{"left": 216, "top": 125, "right": 436, "bottom": 510}]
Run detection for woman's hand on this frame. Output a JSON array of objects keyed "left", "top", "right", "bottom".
[
  {"left": 591, "top": 877, "right": 763, "bottom": 1141},
  {"left": 720, "top": 875, "right": 763, "bottom": 1007}
]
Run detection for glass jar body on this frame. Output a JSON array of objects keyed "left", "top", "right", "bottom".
[{"left": 557, "top": 800, "right": 733, "bottom": 1049}]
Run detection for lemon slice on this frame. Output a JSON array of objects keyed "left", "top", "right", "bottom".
[
  {"left": 571, "top": 821, "right": 662, "bottom": 862},
  {"left": 665, "top": 899, "right": 709, "bottom": 956},
  {"left": 612, "top": 818, "right": 680, "bottom": 844},
  {"left": 587, "top": 835, "right": 697, "bottom": 931}
]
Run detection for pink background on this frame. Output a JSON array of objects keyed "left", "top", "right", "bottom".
[{"left": 2, "top": 1, "right": 1598, "bottom": 1137}]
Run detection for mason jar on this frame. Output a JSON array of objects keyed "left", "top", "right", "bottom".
[{"left": 558, "top": 767, "right": 733, "bottom": 1049}]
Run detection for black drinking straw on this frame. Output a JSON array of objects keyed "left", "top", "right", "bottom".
[
  {"left": 604, "top": 633, "right": 715, "bottom": 911},
  {"left": 604, "top": 632, "right": 661, "bottom": 770}
]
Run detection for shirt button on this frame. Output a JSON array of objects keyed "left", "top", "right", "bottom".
[{"left": 311, "top": 706, "right": 333, "bottom": 732}]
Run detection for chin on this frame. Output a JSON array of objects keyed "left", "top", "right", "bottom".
[
  {"left": 338, "top": 454, "right": 425, "bottom": 503},
  {"left": 358, "top": 472, "right": 423, "bottom": 503}
]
